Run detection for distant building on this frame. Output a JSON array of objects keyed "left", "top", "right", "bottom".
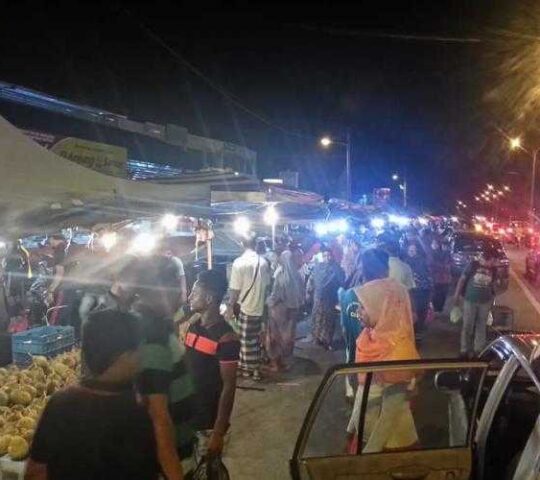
[{"left": 0, "top": 81, "right": 257, "bottom": 180}]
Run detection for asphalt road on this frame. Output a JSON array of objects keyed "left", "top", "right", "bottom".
[{"left": 225, "top": 246, "right": 540, "bottom": 479}]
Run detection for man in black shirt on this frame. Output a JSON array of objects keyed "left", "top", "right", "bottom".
[
  {"left": 186, "top": 270, "right": 240, "bottom": 461},
  {"left": 25, "top": 309, "right": 159, "bottom": 480}
]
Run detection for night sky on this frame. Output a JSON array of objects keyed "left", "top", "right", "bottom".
[{"left": 0, "top": 1, "right": 524, "bottom": 210}]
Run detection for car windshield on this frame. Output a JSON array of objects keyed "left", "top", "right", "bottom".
[{"left": 455, "top": 236, "right": 503, "bottom": 253}]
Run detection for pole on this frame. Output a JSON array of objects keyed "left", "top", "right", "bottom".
[
  {"left": 531, "top": 149, "right": 538, "bottom": 216},
  {"left": 403, "top": 178, "right": 408, "bottom": 208},
  {"left": 271, "top": 223, "right": 276, "bottom": 250},
  {"left": 345, "top": 130, "right": 352, "bottom": 202}
]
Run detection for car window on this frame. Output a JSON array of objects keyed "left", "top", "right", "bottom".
[
  {"left": 484, "top": 366, "right": 540, "bottom": 480},
  {"left": 301, "top": 363, "right": 485, "bottom": 459}
]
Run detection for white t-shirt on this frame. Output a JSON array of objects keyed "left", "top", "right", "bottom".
[
  {"left": 388, "top": 256, "right": 416, "bottom": 290},
  {"left": 229, "top": 249, "right": 271, "bottom": 317}
]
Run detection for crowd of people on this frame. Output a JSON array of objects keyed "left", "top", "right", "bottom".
[{"left": 8, "top": 216, "right": 505, "bottom": 479}]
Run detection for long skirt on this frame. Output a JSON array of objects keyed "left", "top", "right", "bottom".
[
  {"left": 238, "top": 312, "right": 263, "bottom": 373},
  {"left": 267, "top": 304, "right": 298, "bottom": 361},
  {"left": 311, "top": 300, "right": 337, "bottom": 347}
]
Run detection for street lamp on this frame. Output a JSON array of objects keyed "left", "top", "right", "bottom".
[
  {"left": 510, "top": 137, "right": 521, "bottom": 150},
  {"left": 392, "top": 172, "right": 408, "bottom": 208},
  {"left": 509, "top": 136, "right": 540, "bottom": 215},
  {"left": 320, "top": 132, "right": 352, "bottom": 202}
]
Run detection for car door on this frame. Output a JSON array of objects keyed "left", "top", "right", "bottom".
[{"left": 291, "top": 360, "right": 487, "bottom": 480}]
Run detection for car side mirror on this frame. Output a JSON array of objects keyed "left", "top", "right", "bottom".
[{"left": 435, "top": 370, "right": 465, "bottom": 391}]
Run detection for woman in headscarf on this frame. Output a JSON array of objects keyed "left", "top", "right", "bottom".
[
  {"left": 347, "top": 248, "right": 420, "bottom": 453},
  {"left": 265, "top": 248, "right": 305, "bottom": 372},
  {"left": 307, "top": 246, "right": 345, "bottom": 350}
]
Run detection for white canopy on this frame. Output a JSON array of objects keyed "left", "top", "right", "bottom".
[{"left": 0, "top": 114, "right": 211, "bottom": 235}]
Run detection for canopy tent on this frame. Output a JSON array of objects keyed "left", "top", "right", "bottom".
[{"left": 0, "top": 114, "right": 243, "bottom": 235}]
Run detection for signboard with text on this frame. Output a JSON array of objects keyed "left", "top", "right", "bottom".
[{"left": 23, "top": 130, "right": 128, "bottom": 178}]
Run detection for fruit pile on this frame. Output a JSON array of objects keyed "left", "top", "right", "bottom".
[{"left": 0, "top": 351, "right": 80, "bottom": 461}]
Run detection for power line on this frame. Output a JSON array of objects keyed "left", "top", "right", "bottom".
[
  {"left": 290, "top": 23, "right": 483, "bottom": 44},
  {"left": 122, "top": 9, "right": 315, "bottom": 140}
]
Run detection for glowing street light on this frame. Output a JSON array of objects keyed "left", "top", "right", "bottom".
[
  {"left": 508, "top": 136, "right": 539, "bottom": 213},
  {"left": 392, "top": 173, "right": 399, "bottom": 181},
  {"left": 320, "top": 136, "right": 332, "bottom": 147},
  {"left": 487, "top": 184, "right": 494, "bottom": 190},
  {"left": 504, "top": 185, "right": 511, "bottom": 192},
  {"left": 319, "top": 133, "right": 352, "bottom": 201},
  {"left": 510, "top": 137, "right": 522, "bottom": 150}
]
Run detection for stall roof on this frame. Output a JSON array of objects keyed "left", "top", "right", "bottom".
[{"left": 0, "top": 115, "right": 251, "bottom": 235}]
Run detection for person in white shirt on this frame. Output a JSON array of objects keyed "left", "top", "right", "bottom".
[
  {"left": 225, "top": 233, "right": 271, "bottom": 380},
  {"left": 383, "top": 242, "right": 416, "bottom": 290}
]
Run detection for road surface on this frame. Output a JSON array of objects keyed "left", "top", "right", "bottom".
[{"left": 225, "top": 246, "right": 540, "bottom": 479}]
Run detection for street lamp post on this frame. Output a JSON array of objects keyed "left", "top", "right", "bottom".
[
  {"left": 392, "top": 172, "right": 408, "bottom": 208},
  {"left": 510, "top": 137, "right": 540, "bottom": 215},
  {"left": 320, "top": 132, "right": 352, "bottom": 202}
]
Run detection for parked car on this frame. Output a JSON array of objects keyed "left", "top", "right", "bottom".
[
  {"left": 450, "top": 232, "right": 509, "bottom": 291},
  {"left": 290, "top": 334, "right": 540, "bottom": 480}
]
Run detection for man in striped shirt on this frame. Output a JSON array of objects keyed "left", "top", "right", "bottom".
[{"left": 186, "top": 270, "right": 240, "bottom": 461}]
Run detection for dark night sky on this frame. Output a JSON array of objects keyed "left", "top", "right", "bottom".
[{"left": 0, "top": 0, "right": 520, "bottom": 209}]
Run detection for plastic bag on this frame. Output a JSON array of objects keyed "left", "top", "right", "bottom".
[
  {"left": 450, "top": 305, "right": 463, "bottom": 324},
  {"left": 192, "top": 456, "right": 230, "bottom": 480},
  {"left": 486, "top": 310, "right": 494, "bottom": 327}
]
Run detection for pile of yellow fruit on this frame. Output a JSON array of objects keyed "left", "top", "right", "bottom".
[{"left": 0, "top": 350, "right": 80, "bottom": 461}]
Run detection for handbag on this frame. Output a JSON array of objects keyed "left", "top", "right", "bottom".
[{"left": 233, "top": 257, "right": 260, "bottom": 317}]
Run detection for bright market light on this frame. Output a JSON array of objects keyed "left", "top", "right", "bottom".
[
  {"left": 504, "top": 185, "right": 511, "bottom": 192},
  {"left": 233, "top": 216, "right": 251, "bottom": 238},
  {"left": 389, "top": 214, "right": 410, "bottom": 227},
  {"left": 370, "top": 218, "right": 386, "bottom": 230},
  {"left": 314, "top": 222, "right": 328, "bottom": 236},
  {"left": 418, "top": 217, "right": 429, "bottom": 226},
  {"left": 450, "top": 216, "right": 458, "bottom": 222},
  {"left": 263, "top": 205, "right": 279, "bottom": 226},
  {"left": 392, "top": 173, "right": 399, "bottom": 181},
  {"left": 100, "top": 232, "right": 118, "bottom": 252},
  {"left": 510, "top": 137, "right": 522, "bottom": 150},
  {"left": 487, "top": 184, "right": 494, "bottom": 190},
  {"left": 320, "top": 137, "right": 332, "bottom": 147},
  {"left": 129, "top": 232, "right": 158, "bottom": 255},
  {"left": 161, "top": 213, "right": 178, "bottom": 231},
  {"left": 474, "top": 224, "right": 483, "bottom": 233},
  {"left": 335, "top": 219, "right": 350, "bottom": 233}
]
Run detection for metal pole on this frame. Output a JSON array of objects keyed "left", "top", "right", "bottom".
[
  {"left": 271, "top": 223, "right": 276, "bottom": 250},
  {"left": 346, "top": 130, "right": 352, "bottom": 202},
  {"left": 531, "top": 149, "right": 538, "bottom": 216},
  {"left": 403, "top": 178, "right": 407, "bottom": 208}
]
